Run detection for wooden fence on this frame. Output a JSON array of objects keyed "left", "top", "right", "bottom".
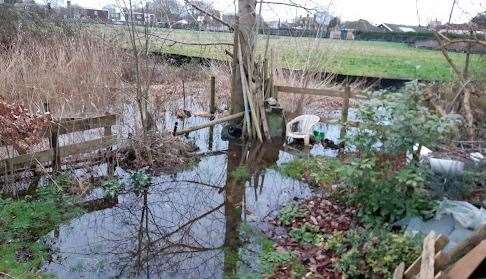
[{"left": 0, "top": 115, "right": 117, "bottom": 175}]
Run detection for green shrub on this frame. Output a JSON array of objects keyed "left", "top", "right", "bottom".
[
  {"left": 326, "top": 228, "right": 422, "bottom": 278},
  {"left": 350, "top": 81, "right": 458, "bottom": 158},
  {"left": 340, "top": 158, "right": 434, "bottom": 224}
]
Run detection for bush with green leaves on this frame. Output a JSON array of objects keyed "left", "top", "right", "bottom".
[
  {"left": 326, "top": 228, "right": 422, "bottom": 278},
  {"left": 339, "top": 158, "right": 434, "bottom": 224},
  {"left": 351, "top": 81, "right": 457, "bottom": 158}
]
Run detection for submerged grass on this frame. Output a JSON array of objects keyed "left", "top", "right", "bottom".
[{"left": 0, "top": 175, "right": 82, "bottom": 278}]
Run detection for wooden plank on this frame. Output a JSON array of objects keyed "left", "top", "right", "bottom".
[
  {"left": 393, "top": 262, "right": 405, "bottom": 279},
  {"left": 0, "top": 137, "right": 116, "bottom": 173},
  {"left": 447, "top": 240, "right": 486, "bottom": 279},
  {"left": 175, "top": 112, "right": 244, "bottom": 136},
  {"left": 445, "top": 224, "right": 486, "bottom": 267},
  {"left": 275, "top": 85, "right": 367, "bottom": 100},
  {"left": 419, "top": 232, "right": 437, "bottom": 279},
  {"left": 39, "top": 115, "right": 117, "bottom": 136},
  {"left": 405, "top": 234, "right": 449, "bottom": 279}
]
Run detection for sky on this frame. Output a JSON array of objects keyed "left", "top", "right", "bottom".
[{"left": 62, "top": 0, "right": 484, "bottom": 25}]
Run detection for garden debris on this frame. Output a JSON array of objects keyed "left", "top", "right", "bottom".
[
  {"left": 119, "top": 131, "right": 198, "bottom": 174},
  {"left": 0, "top": 98, "right": 51, "bottom": 154},
  {"left": 399, "top": 199, "right": 486, "bottom": 251},
  {"left": 394, "top": 225, "right": 486, "bottom": 279}
]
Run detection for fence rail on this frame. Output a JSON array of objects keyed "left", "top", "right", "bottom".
[{"left": 1, "top": 115, "right": 117, "bottom": 175}]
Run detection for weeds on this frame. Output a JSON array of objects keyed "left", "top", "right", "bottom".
[
  {"left": 288, "top": 224, "right": 325, "bottom": 245},
  {"left": 279, "top": 157, "right": 343, "bottom": 188},
  {"left": 326, "top": 228, "right": 422, "bottom": 278},
  {"left": 130, "top": 170, "right": 151, "bottom": 193},
  {"left": 278, "top": 203, "right": 307, "bottom": 226},
  {"left": 0, "top": 175, "right": 82, "bottom": 278},
  {"left": 102, "top": 179, "right": 124, "bottom": 198}
]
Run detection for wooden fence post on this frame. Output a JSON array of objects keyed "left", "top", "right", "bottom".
[
  {"left": 210, "top": 76, "right": 216, "bottom": 115},
  {"left": 44, "top": 102, "right": 61, "bottom": 172},
  {"left": 339, "top": 84, "right": 351, "bottom": 141},
  {"left": 51, "top": 124, "right": 60, "bottom": 172}
]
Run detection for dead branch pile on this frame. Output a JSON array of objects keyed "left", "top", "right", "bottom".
[
  {"left": 0, "top": 98, "right": 50, "bottom": 154},
  {"left": 118, "top": 131, "right": 198, "bottom": 174},
  {"left": 428, "top": 32, "right": 486, "bottom": 141}
]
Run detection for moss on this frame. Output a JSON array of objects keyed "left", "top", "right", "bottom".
[
  {"left": 0, "top": 175, "right": 82, "bottom": 278},
  {"left": 231, "top": 165, "right": 251, "bottom": 183}
]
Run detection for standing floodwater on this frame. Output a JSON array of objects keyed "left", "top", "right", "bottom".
[{"left": 41, "top": 123, "right": 315, "bottom": 278}]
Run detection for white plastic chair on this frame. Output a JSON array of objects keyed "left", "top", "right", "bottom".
[{"left": 286, "top": 115, "right": 320, "bottom": 146}]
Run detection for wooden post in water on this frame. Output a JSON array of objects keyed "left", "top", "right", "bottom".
[
  {"left": 51, "top": 125, "right": 60, "bottom": 172},
  {"left": 210, "top": 76, "right": 216, "bottom": 115},
  {"left": 339, "top": 84, "right": 351, "bottom": 142}
]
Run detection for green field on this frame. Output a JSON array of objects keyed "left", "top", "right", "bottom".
[{"left": 102, "top": 26, "right": 486, "bottom": 81}]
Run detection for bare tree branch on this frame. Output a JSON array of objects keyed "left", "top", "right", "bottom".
[{"left": 184, "top": 0, "right": 234, "bottom": 31}]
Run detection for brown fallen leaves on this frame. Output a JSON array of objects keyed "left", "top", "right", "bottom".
[
  {"left": 267, "top": 196, "right": 360, "bottom": 279},
  {"left": 0, "top": 98, "right": 51, "bottom": 154}
]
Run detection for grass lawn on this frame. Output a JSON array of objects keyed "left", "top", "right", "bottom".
[{"left": 100, "top": 25, "right": 486, "bottom": 81}]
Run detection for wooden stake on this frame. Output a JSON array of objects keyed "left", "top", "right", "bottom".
[
  {"left": 209, "top": 76, "right": 216, "bottom": 115},
  {"left": 419, "top": 232, "right": 436, "bottom": 279},
  {"left": 339, "top": 84, "right": 351, "bottom": 141}
]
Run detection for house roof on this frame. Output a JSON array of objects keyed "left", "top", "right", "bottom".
[
  {"left": 378, "top": 23, "right": 422, "bottom": 32},
  {"left": 342, "top": 19, "right": 380, "bottom": 32}
]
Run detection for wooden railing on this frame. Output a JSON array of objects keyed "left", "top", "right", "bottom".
[{"left": 0, "top": 115, "right": 117, "bottom": 175}]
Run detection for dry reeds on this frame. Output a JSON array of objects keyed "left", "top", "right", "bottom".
[{"left": 0, "top": 31, "right": 127, "bottom": 117}]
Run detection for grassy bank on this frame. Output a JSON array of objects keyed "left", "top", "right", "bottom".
[
  {"left": 99, "top": 25, "right": 486, "bottom": 81},
  {"left": 0, "top": 175, "right": 82, "bottom": 278}
]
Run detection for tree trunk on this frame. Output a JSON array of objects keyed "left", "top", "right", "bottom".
[{"left": 231, "top": 0, "right": 257, "bottom": 115}]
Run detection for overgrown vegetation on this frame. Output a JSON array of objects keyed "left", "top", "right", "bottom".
[
  {"left": 279, "top": 157, "right": 343, "bottom": 188},
  {"left": 0, "top": 175, "right": 82, "bottom": 278},
  {"left": 326, "top": 228, "right": 422, "bottom": 278},
  {"left": 337, "top": 159, "right": 435, "bottom": 224}
]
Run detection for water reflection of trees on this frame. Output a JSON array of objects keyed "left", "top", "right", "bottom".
[{"left": 47, "top": 141, "right": 294, "bottom": 278}]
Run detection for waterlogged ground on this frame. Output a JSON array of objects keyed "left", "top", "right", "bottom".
[{"left": 39, "top": 115, "right": 349, "bottom": 279}]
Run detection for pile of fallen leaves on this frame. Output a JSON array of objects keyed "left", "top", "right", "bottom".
[
  {"left": 118, "top": 131, "right": 198, "bottom": 174},
  {"left": 0, "top": 98, "right": 51, "bottom": 154},
  {"left": 267, "top": 196, "right": 360, "bottom": 278}
]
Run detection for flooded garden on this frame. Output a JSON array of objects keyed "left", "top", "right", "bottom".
[{"left": 1, "top": 3, "right": 486, "bottom": 279}]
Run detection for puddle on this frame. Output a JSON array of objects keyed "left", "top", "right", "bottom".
[{"left": 39, "top": 119, "right": 323, "bottom": 278}]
